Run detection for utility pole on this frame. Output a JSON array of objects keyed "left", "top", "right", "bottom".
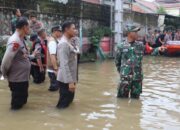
[
  {"left": 110, "top": 0, "right": 113, "bottom": 56},
  {"left": 79, "top": 2, "right": 83, "bottom": 54},
  {"left": 114, "top": 0, "right": 123, "bottom": 45}
]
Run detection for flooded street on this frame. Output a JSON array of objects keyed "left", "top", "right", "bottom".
[{"left": 0, "top": 56, "right": 180, "bottom": 130}]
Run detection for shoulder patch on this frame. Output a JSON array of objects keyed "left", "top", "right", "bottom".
[{"left": 12, "top": 42, "right": 20, "bottom": 51}]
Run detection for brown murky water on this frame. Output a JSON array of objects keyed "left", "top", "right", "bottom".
[{"left": 0, "top": 56, "right": 180, "bottom": 130}]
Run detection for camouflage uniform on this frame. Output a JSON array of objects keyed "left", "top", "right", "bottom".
[
  {"left": 115, "top": 25, "right": 144, "bottom": 98},
  {"left": 151, "top": 47, "right": 160, "bottom": 56}
]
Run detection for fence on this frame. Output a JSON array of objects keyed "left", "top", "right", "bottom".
[{"left": 0, "top": 0, "right": 110, "bottom": 35}]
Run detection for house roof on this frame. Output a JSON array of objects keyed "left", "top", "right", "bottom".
[
  {"left": 135, "top": 0, "right": 158, "bottom": 13},
  {"left": 132, "top": 4, "right": 146, "bottom": 13},
  {"left": 159, "top": 3, "right": 180, "bottom": 8},
  {"left": 82, "top": 0, "right": 101, "bottom": 4},
  {"left": 156, "top": 0, "right": 180, "bottom": 3},
  {"left": 155, "top": 0, "right": 180, "bottom": 8}
]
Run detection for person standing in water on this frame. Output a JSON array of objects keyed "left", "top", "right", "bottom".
[
  {"left": 47, "top": 25, "right": 62, "bottom": 91},
  {"left": 56, "top": 21, "right": 79, "bottom": 109},
  {"left": 1, "top": 17, "right": 31, "bottom": 110},
  {"left": 115, "top": 24, "right": 144, "bottom": 99}
]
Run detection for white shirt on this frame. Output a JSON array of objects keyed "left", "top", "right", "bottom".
[
  {"left": 47, "top": 40, "right": 57, "bottom": 73},
  {"left": 48, "top": 40, "right": 57, "bottom": 55}
]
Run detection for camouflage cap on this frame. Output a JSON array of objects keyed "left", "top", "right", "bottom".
[
  {"left": 125, "top": 24, "right": 141, "bottom": 33},
  {"left": 123, "top": 24, "right": 141, "bottom": 36}
]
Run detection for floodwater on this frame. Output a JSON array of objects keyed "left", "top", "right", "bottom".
[{"left": 0, "top": 56, "right": 180, "bottom": 130}]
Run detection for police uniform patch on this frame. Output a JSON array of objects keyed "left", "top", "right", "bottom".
[{"left": 12, "top": 42, "right": 20, "bottom": 51}]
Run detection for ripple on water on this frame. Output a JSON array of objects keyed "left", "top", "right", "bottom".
[{"left": 85, "top": 112, "right": 116, "bottom": 120}]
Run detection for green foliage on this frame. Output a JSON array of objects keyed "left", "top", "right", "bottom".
[
  {"left": 89, "top": 27, "right": 112, "bottom": 49},
  {"left": 80, "top": 52, "right": 96, "bottom": 62},
  {"left": 157, "top": 6, "right": 167, "bottom": 14}
]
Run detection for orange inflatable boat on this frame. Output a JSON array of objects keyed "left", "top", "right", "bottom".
[{"left": 165, "top": 41, "right": 180, "bottom": 56}]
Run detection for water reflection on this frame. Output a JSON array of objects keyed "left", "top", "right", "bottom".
[
  {"left": 141, "top": 56, "right": 180, "bottom": 130},
  {"left": 0, "top": 56, "right": 179, "bottom": 130}
]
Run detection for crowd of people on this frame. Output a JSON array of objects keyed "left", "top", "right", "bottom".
[
  {"left": 143, "top": 28, "right": 180, "bottom": 55},
  {"left": 144, "top": 28, "right": 180, "bottom": 47},
  {"left": 1, "top": 8, "right": 179, "bottom": 110},
  {"left": 1, "top": 9, "right": 80, "bottom": 110}
]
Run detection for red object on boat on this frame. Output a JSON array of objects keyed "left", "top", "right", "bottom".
[{"left": 165, "top": 41, "right": 180, "bottom": 56}]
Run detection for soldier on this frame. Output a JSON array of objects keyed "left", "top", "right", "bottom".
[
  {"left": 11, "top": 9, "right": 21, "bottom": 34},
  {"left": 145, "top": 44, "right": 167, "bottom": 56},
  {"left": 115, "top": 24, "right": 144, "bottom": 99},
  {"left": 151, "top": 46, "right": 167, "bottom": 56},
  {"left": 56, "top": 21, "right": 79, "bottom": 109},
  {"left": 47, "top": 25, "right": 62, "bottom": 91},
  {"left": 1, "top": 17, "right": 31, "bottom": 110}
]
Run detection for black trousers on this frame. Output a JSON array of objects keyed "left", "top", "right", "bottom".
[
  {"left": 31, "top": 65, "right": 46, "bottom": 84},
  {"left": 56, "top": 81, "right": 75, "bottom": 109},
  {"left": 8, "top": 81, "right": 29, "bottom": 110},
  {"left": 48, "top": 72, "right": 59, "bottom": 91}
]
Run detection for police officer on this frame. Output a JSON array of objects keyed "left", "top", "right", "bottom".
[
  {"left": 56, "top": 21, "right": 79, "bottom": 109},
  {"left": 1, "top": 17, "right": 31, "bottom": 110},
  {"left": 47, "top": 25, "right": 62, "bottom": 91},
  {"left": 115, "top": 24, "right": 144, "bottom": 99}
]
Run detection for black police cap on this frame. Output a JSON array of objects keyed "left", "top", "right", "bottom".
[
  {"left": 16, "top": 17, "right": 29, "bottom": 29},
  {"left": 51, "top": 25, "right": 62, "bottom": 33},
  {"left": 30, "top": 34, "right": 38, "bottom": 41}
]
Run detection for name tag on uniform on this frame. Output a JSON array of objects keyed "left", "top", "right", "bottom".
[{"left": 123, "top": 49, "right": 128, "bottom": 52}]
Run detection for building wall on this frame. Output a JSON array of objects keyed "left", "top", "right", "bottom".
[
  {"left": 166, "top": 9, "right": 180, "bottom": 16},
  {"left": 123, "top": 11, "right": 159, "bottom": 35},
  {"left": 0, "top": 8, "right": 159, "bottom": 38}
]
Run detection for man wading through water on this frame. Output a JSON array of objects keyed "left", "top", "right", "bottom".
[
  {"left": 115, "top": 24, "right": 144, "bottom": 99},
  {"left": 56, "top": 21, "right": 80, "bottom": 109},
  {"left": 1, "top": 17, "right": 31, "bottom": 110},
  {"left": 47, "top": 25, "right": 62, "bottom": 91}
]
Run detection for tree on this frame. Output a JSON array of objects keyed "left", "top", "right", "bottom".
[{"left": 157, "top": 6, "right": 167, "bottom": 14}]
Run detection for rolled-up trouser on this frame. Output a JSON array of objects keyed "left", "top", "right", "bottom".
[
  {"left": 56, "top": 81, "right": 75, "bottom": 109},
  {"left": 8, "top": 81, "right": 29, "bottom": 110},
  {"left": 31, "top": 65, "right": 45, "bottom": 84},
  {"left": 48, "top": 72, "right": 59, "bottom": 91},
  {"left": 117, "top": 80, "right": 142, "bottom": 98}
]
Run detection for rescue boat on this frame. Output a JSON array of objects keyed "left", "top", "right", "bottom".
[{"left": 165, "top": 41, "right": 180, "bottom": 56}]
